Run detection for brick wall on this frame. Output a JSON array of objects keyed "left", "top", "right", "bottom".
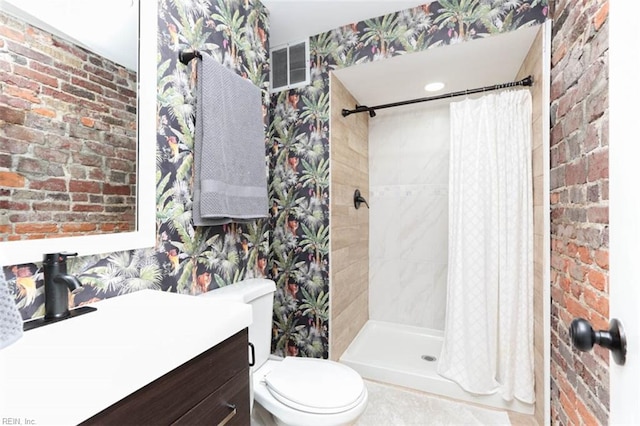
[
  {"left": 550, "top": 1, "right": 609, "bottom": 424},
  {"left": 0, "top": 10, "right": 137, "bottom": 241}
]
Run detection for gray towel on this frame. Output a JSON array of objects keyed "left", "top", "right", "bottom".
[
  {"left": 0, "top": 269, "right": 23, "bottom": 350},
  {"left": 193, "top": 53, "right": 268, "bottom": 226}
]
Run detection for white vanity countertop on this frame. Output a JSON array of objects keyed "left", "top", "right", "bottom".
[{"left": 0, "top": 290, "right": 252, "bottom": 425}]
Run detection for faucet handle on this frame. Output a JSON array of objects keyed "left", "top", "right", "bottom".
[
  {"left": 43, "top": 252, "right": 78, "bottom": 264},
  {"left": 59, "top": 252, "right": 78, "bottom": 261}
]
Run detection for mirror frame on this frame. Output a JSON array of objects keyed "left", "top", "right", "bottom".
[{"left": 0, "top": 0, "right": 157, "bottom": 266}]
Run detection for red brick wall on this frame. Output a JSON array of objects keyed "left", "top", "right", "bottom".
[
  {"left": 550, "top": 1, "right": 609, "bottom": 424},
  {"left": 0, "top": 10, "right": 137, "bottom": 241}
]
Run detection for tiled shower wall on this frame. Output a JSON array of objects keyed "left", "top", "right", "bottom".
[
  {"left": 368, "top": 104, "right": 450, "bottom": 330},
  {"left": 329, "top": 75, "right": 369, "bottom": 360}
]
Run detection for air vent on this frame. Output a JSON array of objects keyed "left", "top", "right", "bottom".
[{"left": 270, "top": 39, "right": 309, "bottom": 93}]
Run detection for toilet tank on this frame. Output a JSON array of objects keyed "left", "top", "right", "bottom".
[{"left": 199, "top": 278, "right": 275, "bottom": 369}]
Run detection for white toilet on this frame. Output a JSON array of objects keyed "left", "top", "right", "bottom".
[{"left": 200, "top": 278, "right": 368, "bottom": 426}]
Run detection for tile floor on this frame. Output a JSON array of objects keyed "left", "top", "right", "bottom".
[{"left": 251, "top": 379, "right": 540, "bottom": 425}]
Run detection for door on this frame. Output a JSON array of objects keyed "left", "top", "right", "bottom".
[{"left": 610, "top": 2, "right": 640, "bottom": 424}]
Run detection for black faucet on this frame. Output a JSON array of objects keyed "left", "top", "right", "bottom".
[{"left": 43, "top": 252, "right": 84, "bottom": 320}]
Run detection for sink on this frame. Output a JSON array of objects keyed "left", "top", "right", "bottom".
[
  {"left": 23, "top": 306, "right": 97, "bottom": 331},
  {"left": 2, "top": 290, "right": 252, "bottom": 425}
]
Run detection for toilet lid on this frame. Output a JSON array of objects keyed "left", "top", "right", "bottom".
[{"left": 264, "top": 357, "right": 366, "bottom": 414}]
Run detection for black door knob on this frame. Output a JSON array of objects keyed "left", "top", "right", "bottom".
[{"left": 569, "top": 318, "right": 627, "bottom": 365}]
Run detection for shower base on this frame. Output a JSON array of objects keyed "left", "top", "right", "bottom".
[{"left": 340, "top": 320, "right": 534, "bottom": 415}]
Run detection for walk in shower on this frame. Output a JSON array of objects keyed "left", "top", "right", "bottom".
[{"left": 330, "top": 24, "right": 550, "bottom": 420}]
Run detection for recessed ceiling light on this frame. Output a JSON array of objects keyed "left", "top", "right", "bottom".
[{"left": 424, "top": 82, "right": 445, "bottom": 92}]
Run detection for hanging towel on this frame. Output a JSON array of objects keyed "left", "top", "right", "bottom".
[
  {"left": 193, "top": 53, "right": 268, "bottom": 226},
  {"left": 0, "top": 269, "right": 23, "bottom": 350}
]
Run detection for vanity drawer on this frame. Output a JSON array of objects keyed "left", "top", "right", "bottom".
[
  {"left": 172, "top": 368, "right": 250, "bottom": 425},
  {"left": 82, "top": 328, "right": 248, "bottom": 425}
]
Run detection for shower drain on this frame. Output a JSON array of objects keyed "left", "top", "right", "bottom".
[{"left": 421, "top": 354, "right": 437, "bottom": 362}]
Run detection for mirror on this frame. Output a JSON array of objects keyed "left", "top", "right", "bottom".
[
  {"left": 0, "top": 0, "right": 138, "bottom": 240},
  {"left": 0, "top": 0, "right": 156, "bottom": 265}
]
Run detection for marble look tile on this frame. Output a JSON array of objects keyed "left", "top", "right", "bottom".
[
  {"left": 403, "top": 148, "right": 449, "bottom": 186},
  {"left": 368, "top": 192, "right": 400, "bottom": 260},
  {"left": 396, "top": 189, "right": 448, "bottom": 263},
  {"left": 402, "top": 112, "right": 450, "bottom": 185},
  {"left": 369, "top": 259, "right": 401, "bottom": 320},
  {"left": 369, "top": 257, "right": 447, "bottom": 330},
  {"left": 368, "top": 102, "right": 450, "bottom": 332},
  {"left": 370, "top": 103, "right": 450, "bottom": 187},
  {"left": 399, "top": 260, "right": 447, "bottom": 330},
  {"left": 368, "top": 127, "right": 402, "bottom": 186}
]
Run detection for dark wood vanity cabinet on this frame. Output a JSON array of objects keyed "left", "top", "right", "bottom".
[{"left": 82, "top": 329, "right": 250, "bottom": 425}]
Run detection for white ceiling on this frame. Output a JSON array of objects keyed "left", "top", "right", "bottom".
[{"left": 261, "top": 0, "right": 429, "bottom": 48}]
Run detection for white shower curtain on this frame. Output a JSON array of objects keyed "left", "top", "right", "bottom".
[{"left": 437, "top": 89, "right": 534, "bottom": 404}]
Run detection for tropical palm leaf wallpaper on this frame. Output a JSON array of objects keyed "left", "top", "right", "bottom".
[{"left": 4, "top": 0, "right": 547, "bottom": 360}]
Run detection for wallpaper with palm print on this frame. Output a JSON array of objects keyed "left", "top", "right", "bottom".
[
  {"left": 4, "top": 0, "right": 270, "bottom": 319},
  {"left": 268, "top": 0, "right": 548, "bottom": 358}
]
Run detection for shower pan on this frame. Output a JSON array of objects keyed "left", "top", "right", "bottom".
[{"left": 340, "top": 320, "right": 534, "bottom": 414}]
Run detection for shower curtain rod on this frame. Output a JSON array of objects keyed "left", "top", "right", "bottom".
[{"left": 341, "top": 75, "right": 533, "bottom": 118}]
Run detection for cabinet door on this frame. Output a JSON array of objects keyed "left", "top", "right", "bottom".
[
  {"left": 172, "top": 368, "right": 250, "bottom": 425},
  {"left": 81, "top": 329, "right": 249, "bottom": 425}
]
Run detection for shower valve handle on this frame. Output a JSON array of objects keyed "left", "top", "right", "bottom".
[
  {"left": 354, "top": 189, "right": 369, "bottom": 210},
  {"left": 569, "top": 318, "right": 627, "bottom": 365}
]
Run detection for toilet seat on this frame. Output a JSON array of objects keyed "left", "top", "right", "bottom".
[{"left": 264, "top": 357, "right": 366, "bottom": 414}]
